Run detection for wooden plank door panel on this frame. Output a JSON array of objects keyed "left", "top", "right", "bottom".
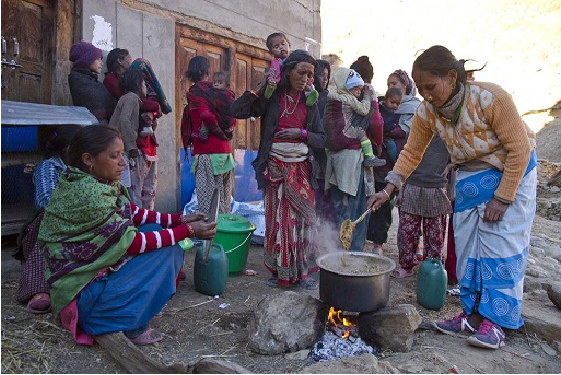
[
  {"left": 234, "top": 55, "right": 249, "bottom": 150},
  {"left": 1, "top": 0, "right": 54, "bottom": 104}
]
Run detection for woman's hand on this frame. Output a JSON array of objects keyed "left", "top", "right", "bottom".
[
  {"left": 483, "top": 198, "right": 508, "bottom": 223},
  {"left": 255, "top": 69, "right": 275, "bottom": 95},
  {"left": 363, "top": 84, "right": 375, "bottom": 98},
  {"left": 443, "top": 163, "right": 455, "bottom": 178},
  {"left": 189, "top": 220, "right": 217, "bottom": 239},
  {"left": 367, "top": 192, "right": 389, "bottom": 212},
  {"left": 275, "top": 129, "right": 302, "bottom": 140},
  {"left": 367, "top": 184, "right": 396, "bottom": 211},
  {"left": 181, "top": 212, "right": 207, "bottom": 223},
  {"left": 376, "top": 144, "right": 383, "bottom": 157}
]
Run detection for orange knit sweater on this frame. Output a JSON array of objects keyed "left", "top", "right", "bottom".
[{"left": 393, "top": 81, "right": 536, "bottom": 202}]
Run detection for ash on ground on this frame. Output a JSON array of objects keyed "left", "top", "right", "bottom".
[{"left": 308, "top": 331, "right": 378, "bottom": 361}]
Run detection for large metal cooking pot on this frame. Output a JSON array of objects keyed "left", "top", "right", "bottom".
[{"left": 317, "top": 252, "right": 396, "bottom": 312}]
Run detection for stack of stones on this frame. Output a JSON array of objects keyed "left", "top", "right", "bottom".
[{"left": 537, "top": 160, "right": 561, "bottom": 221}]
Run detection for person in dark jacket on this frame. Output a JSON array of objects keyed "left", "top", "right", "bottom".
[
  {"left": 312, "top": 59, "right": 336, "bottom": 228},
  {"left": 68, "top": 41, "right": 116, "bottom": 123},
  {"left": 231, "top": 50, "right": 325, "bottom": 290}
]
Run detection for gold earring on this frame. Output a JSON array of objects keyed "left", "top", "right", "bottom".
[
  {"left": 452, "top": 82, "right": 456, "bottom": 90},
  {"left": 89, "top": 164, "right": 93, "bottom": 173}
]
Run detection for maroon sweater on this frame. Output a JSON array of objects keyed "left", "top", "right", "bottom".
[
  {"left": 185, "top": 83, "right": 232, "bottom": 155},
  {"left": 324, "top": 99, "right": 384, "bottom": 151}
]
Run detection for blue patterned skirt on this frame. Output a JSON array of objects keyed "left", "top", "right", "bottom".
[{"left": 454, "top": 152, "right": 536, "bottom": 329}]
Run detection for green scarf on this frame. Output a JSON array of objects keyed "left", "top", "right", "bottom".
[{"left": 38, "top": 167, "right": 137, "bottom": 317}]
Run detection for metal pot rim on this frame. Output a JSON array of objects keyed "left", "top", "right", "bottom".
[{"left": 317, "top": 252, "right": 396, "bottom": 277}]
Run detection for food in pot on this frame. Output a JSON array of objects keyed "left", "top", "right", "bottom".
[
  {"left": 340, "top": 219, "right": 353, "bottom": 250},
  {"left": 322, "top": 254, "right": 390, "bottom": 275}
]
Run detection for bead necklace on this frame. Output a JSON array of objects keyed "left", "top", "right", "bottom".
[{"left": 281, "top": 91, "right": 300, "bottom": 117}]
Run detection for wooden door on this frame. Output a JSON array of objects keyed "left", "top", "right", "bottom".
[
  {"left": 1, "top": 0, "right": 55, "bottom": 104},
  {"left": 233, "top": 53, "right": 268, "bottom": 150}
]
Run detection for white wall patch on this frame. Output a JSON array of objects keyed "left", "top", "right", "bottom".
[{"left": 90, "top": 15, "right": 113, "bottom": 51}]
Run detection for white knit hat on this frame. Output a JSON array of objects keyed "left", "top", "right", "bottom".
[{"left": 345, "top": 69, "right": 364, "bottom": 90}]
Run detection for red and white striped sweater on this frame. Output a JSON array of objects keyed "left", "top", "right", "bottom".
[{"left": 126, "top": 203, "right": 193, "bottom": 255}]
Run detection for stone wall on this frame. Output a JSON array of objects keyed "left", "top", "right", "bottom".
[
  {"left": 537, "top": 160, "right": 561, "bottom": 221},
  {"left": 80, "top": 0, "right": 321, "bottom": 212}
]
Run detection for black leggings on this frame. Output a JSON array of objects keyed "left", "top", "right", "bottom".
[{"left": 366, "top": 181, "right": 397, "bottom": 244}]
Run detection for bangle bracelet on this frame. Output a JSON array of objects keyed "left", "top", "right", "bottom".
[
  {"left": 186, "top": 224, "right": 194, "bottom": 237},
  {"left": 382, "top": 189, "right": 390, "bottom": 199}
]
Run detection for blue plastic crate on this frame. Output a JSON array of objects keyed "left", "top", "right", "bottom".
[{"left": 1, "top": 126, "right": 38, "bottom": 152}]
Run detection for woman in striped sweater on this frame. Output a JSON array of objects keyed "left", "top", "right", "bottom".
[
  {"left": 369, "top": 46, "right": 536, "bottom": 350},
  {"left": 38, "top": 125, "right": 216, "bottom": 346}
]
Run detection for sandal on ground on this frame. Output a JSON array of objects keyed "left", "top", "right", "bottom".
[
  {"left": 128, "top": 328, "right": 164, "bottom": 346},
  {"left": 26, "top": 293, "right": 51, "bottom": 314},
  {"left": 390, "top": 268, "right": 414, "bottom": 279},
  {"left": 299, "top": 278, "right": 318, "bottom": 290}
]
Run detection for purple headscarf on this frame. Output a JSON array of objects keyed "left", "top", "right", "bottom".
[{"left": 392, "top": 69, "right": 413, "bottom": 95}]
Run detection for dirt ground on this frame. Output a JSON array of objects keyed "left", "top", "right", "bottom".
[{"left": 2, "top": 211, "right": 561, "bottom": 374}]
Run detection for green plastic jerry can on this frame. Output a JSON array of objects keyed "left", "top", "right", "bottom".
[
  {"left": 194, "top": 243, "right": 229, "bottom": 296},
  {"left": 417, "top": 257, "right": 447, "bottom": 310}
]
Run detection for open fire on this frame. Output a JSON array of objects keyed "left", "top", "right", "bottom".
[
  {"left": 326, "top": 307, "right": 358, "bottom": 340},
  {"left": 308, "top": 307, "right": 376, "bottom": 361}
]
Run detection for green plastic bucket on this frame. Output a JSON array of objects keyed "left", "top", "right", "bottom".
[{"left": 213, "top": 214, "right": 256, "bottom": 274}]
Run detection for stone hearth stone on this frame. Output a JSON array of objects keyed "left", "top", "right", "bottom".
[
  {"left": 358, "top": 304, "right": 422, "bottom": 352},
  {"left": 284, "top": 349, "right": 310, "bottom": 360},
  {"left": 547, "top": 282, "right": 561, "bottom": 309},
  {"left": 301, "top": 353, "right": 398, "bottom": 374},
  {"left": 523, "top": 299, "right": 561, "bottom": 342},
  {"left": 193, "top": 359, "right": 251, "bottom": 374},
  {"left": 247, "top": 291, "right": 324, "bottom": 354}
]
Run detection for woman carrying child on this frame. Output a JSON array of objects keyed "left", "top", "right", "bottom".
[
  {"left": 38, "top": 125, "right": 215, "bottom": 346},
  {"left": 183, "top": 57, "right": 236, "bottom": 214},
  {"left": 104, "top": 49, "right": 162, "bottom": 190},
  {"left": 323, "top": 66, "right": 384, "bottom": 252},
  {"left": 68, "top": 42, "right": 116, "bottom": 124},
  {"left": 231, "top": 50, "right": 325, "bottom": 289},
  {"left": 128, "top": 58, "right": 172, "bottom": 210},
  {"left": 367, "top": 69, "right": 421, "bottom": 254}
]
